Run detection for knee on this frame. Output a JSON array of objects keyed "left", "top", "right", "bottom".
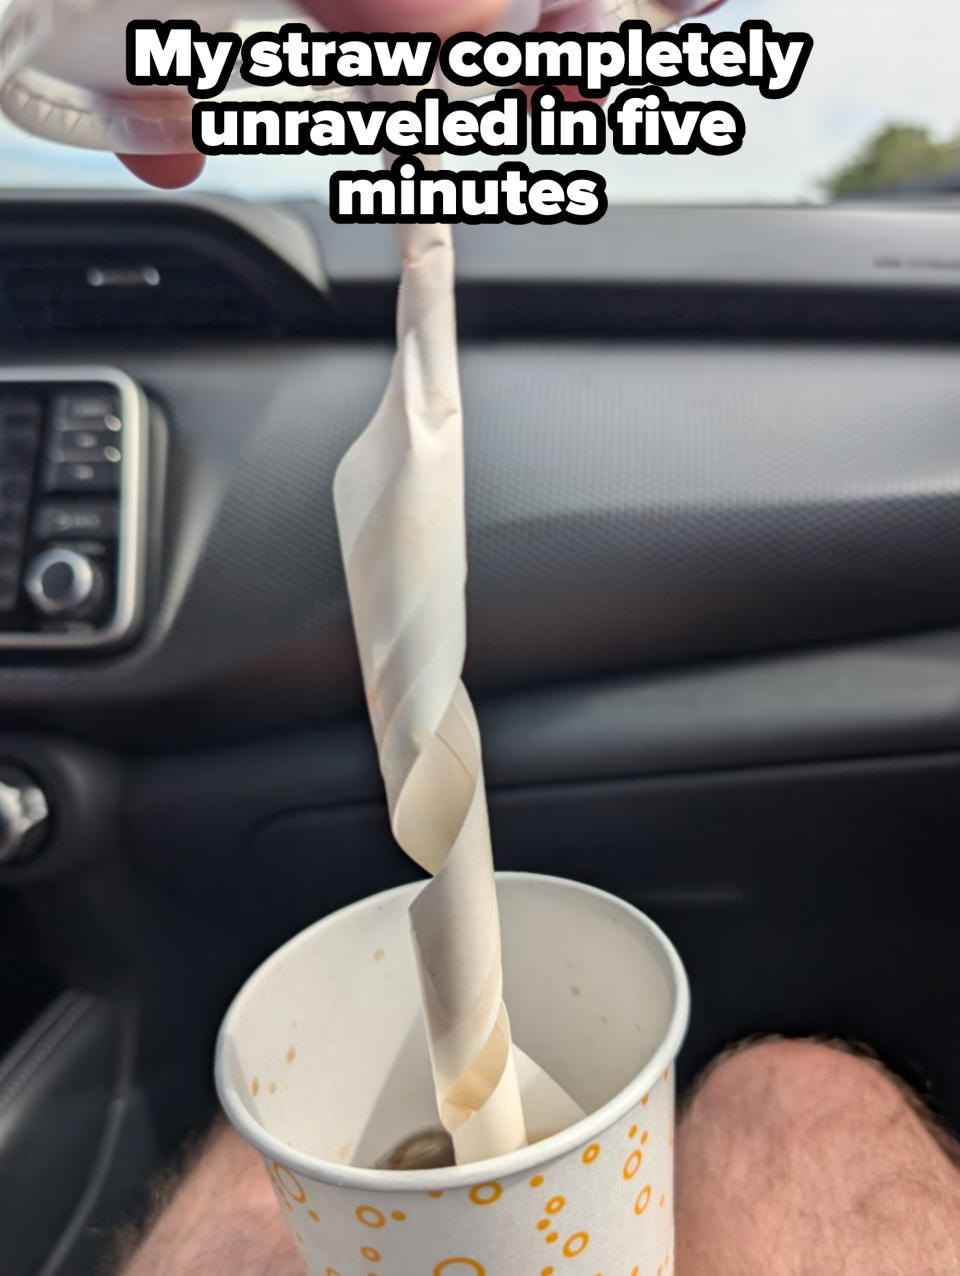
[
  {"left": 675, "top": 1039, "right": 960, "bottom": 1273},
  {"left": 682, "top": 1037, "right": 912, "bottom": 1143}
]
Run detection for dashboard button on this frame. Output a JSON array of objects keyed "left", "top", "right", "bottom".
[
  {"left": 49, "top": 427, "right": 122, "bottom": 464},
  {"left": 35, "top": 502, "right": 119, "bottom": 540},
  {"left": 52, "top": 392, "right": 119, "bottom": 427},
  {"left": 51, "top": 421, "right": 118, "bottom": 447},
  {"left": 43, "top": 460, "right": 120, "bottom": 494},
  {"left": 57, "top": 412, "right": 122, "bottom": 434}
]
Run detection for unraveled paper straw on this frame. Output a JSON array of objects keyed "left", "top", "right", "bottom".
[
  {"left": 332, "top": 203, "right": 525, "bottom": 1164},
  {"left": 333, "top": 144, "right": 582, "bottom": 1162}
]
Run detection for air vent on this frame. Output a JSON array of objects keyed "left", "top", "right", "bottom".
[
  {"left": 2, "top": 243, "right": 271, "bottom": 336},
  {"left": 0, "top": 202, "right": 326, "bottom": 344}
]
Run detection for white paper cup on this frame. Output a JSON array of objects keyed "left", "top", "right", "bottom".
[{"left": 216, "top": 874, "right": 690, "bottom": 1276}]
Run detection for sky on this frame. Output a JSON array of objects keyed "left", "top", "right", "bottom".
[{"left": 0, "top": 0, "right": 957, "bottom": 203}]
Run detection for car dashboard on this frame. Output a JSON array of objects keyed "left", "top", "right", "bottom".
[{"left": 1, "top": 193, "right": 959, "bottom": 1276}]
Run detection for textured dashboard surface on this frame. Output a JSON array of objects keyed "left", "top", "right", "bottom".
[{"left": 2, "top": 341, "right": 960, "bottom": 746}]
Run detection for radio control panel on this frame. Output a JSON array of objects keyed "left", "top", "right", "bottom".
[{"left": 0, "top": 368, "right": 148, "bottom": 651}]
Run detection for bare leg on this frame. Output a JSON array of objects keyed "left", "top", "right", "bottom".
[
  {"left": 118, "top": 1039, "right": 960, "bottom": 1276},
  {"left": 676, "top": 1039, "right": 960, "bottom": 1276},
  {"left": 117, "top": 1122, "right": 300, "bottom": 1276}
]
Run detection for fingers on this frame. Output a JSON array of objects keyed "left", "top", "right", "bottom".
[
  {"left": 537, "top": 0, "right": 601, "bottom": 33},
  {"left": 524, "top": 1, "right": 606, "bottom": 106},
  {"left": 116, "top": 152, "right": 207, "bottom": 189},
  {"left": 522, "top": 0, "right": 729, "bottom": 107},
  {"left": 659, "top": 1, "right": 727, "bottom": 16},
  {"left": 301, "top": 0, "right": 510, "bottom": 41},
  {"left": 113, "top": 0, "right": 510, "bottom": 189},
  {"left": 115, "top": 0, "right": 730, "bottom": 186}
]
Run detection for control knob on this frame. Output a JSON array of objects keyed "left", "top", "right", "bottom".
[
  {"left": 25, "top": 548, "right": 102, "bottom": 618},
  {"left": 0, "top": 775, "right": 48, "bottom": 865}
]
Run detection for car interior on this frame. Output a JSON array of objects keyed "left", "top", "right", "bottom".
[{"left": 1, "top": 4, "right": 959, "bottom": 1275}]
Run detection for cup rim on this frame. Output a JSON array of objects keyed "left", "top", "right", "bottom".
[{"left": 215, "top": 872, "right": 690, "bottom": 1193}]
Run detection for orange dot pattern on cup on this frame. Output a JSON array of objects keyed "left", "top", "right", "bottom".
[
  {"left": 563, "top": 1232, "right": 590, "bottom": 1258},
  {"left": 469, "top": 1182, "right": 502, "bottom": 1206},
  {"left": 527, "top": 1175, "right": 601, "bottom": 1268},
  {"left": 264, "top": 1160, "right": 308, "bottom": 1216},
  {"left": 270, "top": 1080, "right": 674, "bottom": 1275},
  {"left": 274, "top": 1164, "right": 306, "bottom": 1203},
  {"left": 341, "top": 1204, "right": 408, "bottom": 1275},
  {"left": 635, "top": 1186, "right": 653, "bottom": 1215}
]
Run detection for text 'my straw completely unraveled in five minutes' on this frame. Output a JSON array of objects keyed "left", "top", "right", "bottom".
[{"left": 126, "top": 18, "right": 814, "bottom": 224}]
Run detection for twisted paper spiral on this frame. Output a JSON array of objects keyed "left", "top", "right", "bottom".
[{"left": 333, "top": 217, "right": 527, "bottom": 1164}]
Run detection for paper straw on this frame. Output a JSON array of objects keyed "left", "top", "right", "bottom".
[{"left": 333, "top": 172, "right": 532, "bottom": 1162}]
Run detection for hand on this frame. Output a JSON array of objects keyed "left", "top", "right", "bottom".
[
  {"left": 118, "top": 0, "right": 728, "bottom": 188},
  {"left": 119, "top": 0, "right": 509, "bottom": 186}
]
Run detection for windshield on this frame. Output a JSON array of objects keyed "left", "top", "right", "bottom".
[{"left": 0, "top": 0, "right": 956, "bottom": 204}]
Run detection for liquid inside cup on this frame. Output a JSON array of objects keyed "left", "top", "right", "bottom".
[
  {"left": 377, "top": 1130, "right": 454, "bottom": 1171},
  {"left": 377, "top": 1125, "right": 562, "bottom": 1170}
]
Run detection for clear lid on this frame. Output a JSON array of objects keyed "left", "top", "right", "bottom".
[{"left": 0, "top": 0, "right": 697, "bottom": 154}]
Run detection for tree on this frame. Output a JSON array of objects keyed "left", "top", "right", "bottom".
[{"left": 824, "top": 123, "right": 960, "bottom": 199}]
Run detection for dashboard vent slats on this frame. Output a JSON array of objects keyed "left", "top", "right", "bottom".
[{"left": 0, "top": 203, "right": 325, "bottom": 345}]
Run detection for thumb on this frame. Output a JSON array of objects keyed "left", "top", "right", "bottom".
[{"left": 116, "top": 151, "right": 206, "bottom": 189}]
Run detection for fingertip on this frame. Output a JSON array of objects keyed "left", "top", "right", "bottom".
[
  {"left": 302, "top": 0, "right": 509, "bottom": 40},
  {"left": 117, "top": 153, "right": 207, "bottom": 190}
]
